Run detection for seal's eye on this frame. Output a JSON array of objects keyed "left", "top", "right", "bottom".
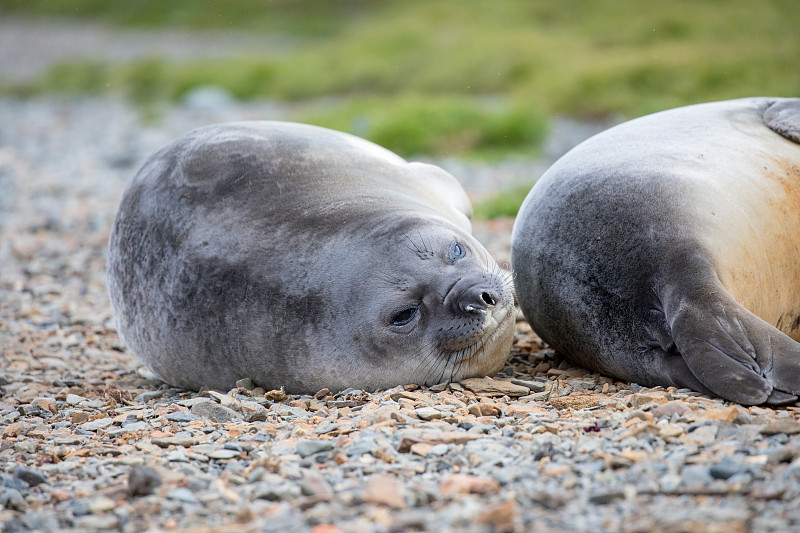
[
  {"left": 449, "top": 241, "right": 466, "bottom": 264},
  {"left": 391, "top": 306, "right": 418, "bottom": 326}
]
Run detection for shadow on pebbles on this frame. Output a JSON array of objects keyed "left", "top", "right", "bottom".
[{"left": 2, "top": 97, "right": 800, "bottom": 532}]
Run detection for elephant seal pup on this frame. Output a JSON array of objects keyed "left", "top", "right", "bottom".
[
  {"left": 512, "top": 97, "right": 800, "bottom": 405},
  {"left": 107, "top": 121, "right": 515, "bottom": 393}
]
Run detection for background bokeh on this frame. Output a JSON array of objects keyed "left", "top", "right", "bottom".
[{"left": 1, "top": 0, "right": 798, "bottom": 213}]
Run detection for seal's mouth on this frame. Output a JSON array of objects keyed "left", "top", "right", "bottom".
[{"left": 445, "top": 301, "right": 514, "bottom": 365}]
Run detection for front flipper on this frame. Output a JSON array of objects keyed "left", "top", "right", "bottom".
[
  {"left": 666, "top": 293, "right": 800, "bottom": 405},
  {"left": 764, "top": 98, "right": 800, "bottom": 144}
]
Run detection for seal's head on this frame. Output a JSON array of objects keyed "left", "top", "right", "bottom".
[
  {"left": 323, "top": 215, "right": 516, "bottom": 392},
  {"left": 107, "top": 121, "right": 515, "bottom": 393}
]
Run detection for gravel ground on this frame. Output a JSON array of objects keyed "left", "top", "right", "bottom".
[{"left": 3, "top": 95, "right": 800, "bottom": 533}]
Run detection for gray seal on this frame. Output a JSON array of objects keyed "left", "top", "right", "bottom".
[
  {"left": 512, "top": 97, "right": 800, "bottom": 405},
  {"left": 107, "top": 121, "right": 515, "bottom": 393}
]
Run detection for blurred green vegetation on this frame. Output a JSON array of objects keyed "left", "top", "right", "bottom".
[
  {"left": 2, "top": 0, "right": 798, "bottom": 214},
  {"left": 472, "top": 184, "right": 534, "bottom": 220}
]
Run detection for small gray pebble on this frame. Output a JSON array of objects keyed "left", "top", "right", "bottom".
[
  {"left": 244, "top": 409, "right": 268, "bottom": 422},
  {"left": 709, "top": 457, "right": 748, "bottom": 480},
  {"left": 166, "top": 411, "right": 200, "bottom": 423},
  {"left": 680, "top": 464, "right": 714, "bottom": 487},
  {"left": 1, "top": 475, "right": 28, "bottom": 492},
  {"left": 588, "top": 491, "right": 624, "bottom": 505},
  {"left": 13, "top": 466, "right": 46, "bottom": 487},
  {"left": 65, "top": 393, "right": 85, "bottom": 405},
  {"left": 297, "top": 439, "right": 334, "bottom": 458},
  {"left": 430, "top": 444, "right": 449, "bottom": 456},
  {"left": 128, "top": 466, "right": 162, "bottom": 497},
  {"left": 1, "top": 487, "right": 26, "bottom": 511},
  {"left": 121, "top": 421, "right": 149, "bottom": 431},
  {"left": 235, "top": 377, "right": 255, "bottom": 390},
  {"left": 191, "top": 400, "right": 241, "bottom": 423},
  {"left": 135, "top": 390, "right": 164, "bottom": 403},
  {"left": 512, "top": 379, "right": 547, "bottom": 392},
  {"left": 208, "top": 449, "right": 239, "bottom": 460},
  {"left": 166, "top": 487, "right": 198, "bottom": 504}
]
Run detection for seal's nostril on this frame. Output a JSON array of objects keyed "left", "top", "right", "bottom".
[{"left": 481, "top": 292, "right": 496, "bottom": 306}]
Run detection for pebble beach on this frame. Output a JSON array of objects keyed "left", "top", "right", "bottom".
[
  {"left": 2, "top": 18, "right": 800, "bottom": 530},
  {"left": 2, "top": 95, "right": 800, "bottom": 533}
]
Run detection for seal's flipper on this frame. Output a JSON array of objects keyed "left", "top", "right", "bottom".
[
  {"left": 764, "top": 98, "right": 800, "bottom": 144},
  {"left": 667, "top": 296, "right": 800, "bottom": 405}
]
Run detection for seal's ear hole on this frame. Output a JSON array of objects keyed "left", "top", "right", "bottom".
[
  {"left": 391, "top": 306, "right": 418, "bottom": 326},
  {"left": 449, "top": 241, "right": 466, "bottom": 264}
]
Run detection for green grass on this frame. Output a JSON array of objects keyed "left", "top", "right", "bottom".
[
  {"left": 296, "top": 96, "right": 548, "bottom": 158},
  {"left": 4, "top": 0, "right": 797, "bottom": 117},
  {"left": 2, "top": 0, "right": 798, "bottom": 199},
  {"left": 472, "top": 184, "right": 535, "bottom": 220}
]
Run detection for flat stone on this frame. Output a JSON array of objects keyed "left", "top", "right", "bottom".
[
  {"left": 710, "top": 457, "right": 749, "bottom": 480},
  {"left": 190, "top": 400, "right": 241, "bottom": 423},
  {"left": 166, "top": 411, "right": 200, "bottom": 423},
  {"left": 397, "top": 431, "right": 483, "bottom": 452},
  {"left": 688, "top": 424, "right": 718, "bottom": 445},
  {"left": 415, "top": 406, "right": 443, "bottom": 421},
  {"left": 167, "top": 487, "right": 198, "bottom": 504},
  {"left": 243, "top": 408, "right": 268, "bottom": 422},
  {"left": 1, "top": 487, "right": 26, "bottom": 511},
  {"left": 430, "top": 444, "right": 450, "bottom": 456},
  {"left": 235, "top": 377, "right": 255, "bottom": 390},
  {"left": 760, "top": 419, "right": 800, "bottom": 436},
  {"left": 71, "top": 412, "right": 91, "bottom": 424},
  {"left": 440, "top": 474, "right": 500, "bottom": 497},
  {"left": 208, "top": 449, "right": 240, "bottom": 460},
  {"left": 458, "top": 377, "right": 530, "bottom": 397},
  {"left": 468, "top": 403, "right": 502, "bottom": 417},
  {"left": 361, "top": 475, "right": 406, "bottom": 509},
  {"left": 66, "top": 394, "right": 86, "bottom": 406},
  {"left": 476, "top": 500, "right": 518, "bottom": 530},
  {"left": 80, "top": 418, "right": 113, "bottom": 431},
  {"left": 296, "top": 439, "right": 334, "bottom": 458},
  {"left": 208, "top": 390, "right": 238, "bottom": 408},
  {"left": 13, "top": 466, "right": 47, "bottom": 487},
  {"left": 511, "top": 379, "right": 547, "bottom": 393},
  {"left": 121, "top": 421, "right": 149, "bottom": 431},
  {"left": 87, "top": 496, "right": 116, "bottom": 513},
  {"left": 151, "top": 435, "right": 196, "bottom": 448},
  {"left": 653, "top": 400, "right": 692, "bottom": 419},
  {"left": 658, "top": 423, "right": 685, "bottom": 439},
  {"left": 270, "top": 404, "right": 307, "bottom": 418},
  {"left": 299, "top": 470, "right": 333, "bottom": 499},
  {"left": 627, "top": 393, "right": 664, "bottom": 408},
  {"left": 681, "top": 464, "right": 713, "bottom": 488}
]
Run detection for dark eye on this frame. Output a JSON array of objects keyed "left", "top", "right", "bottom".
[
  {"left": 391, "top": 306, "right": 418, "bottom": 326},
  {"left": 449, "top": 241, "right": 466, "bottom": 264}
]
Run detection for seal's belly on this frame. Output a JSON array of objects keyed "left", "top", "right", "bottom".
[{"left": 702, "top": 151, "right": 800, "bottom": 341}]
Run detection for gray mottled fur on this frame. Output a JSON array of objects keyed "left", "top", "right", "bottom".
[{"left": 108, "top": 122, "right": 515, "bottom": 393}]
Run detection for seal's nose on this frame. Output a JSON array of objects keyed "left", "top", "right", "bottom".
[{"left": 457, "top": 285, "right": 498, "bottom": 315}]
